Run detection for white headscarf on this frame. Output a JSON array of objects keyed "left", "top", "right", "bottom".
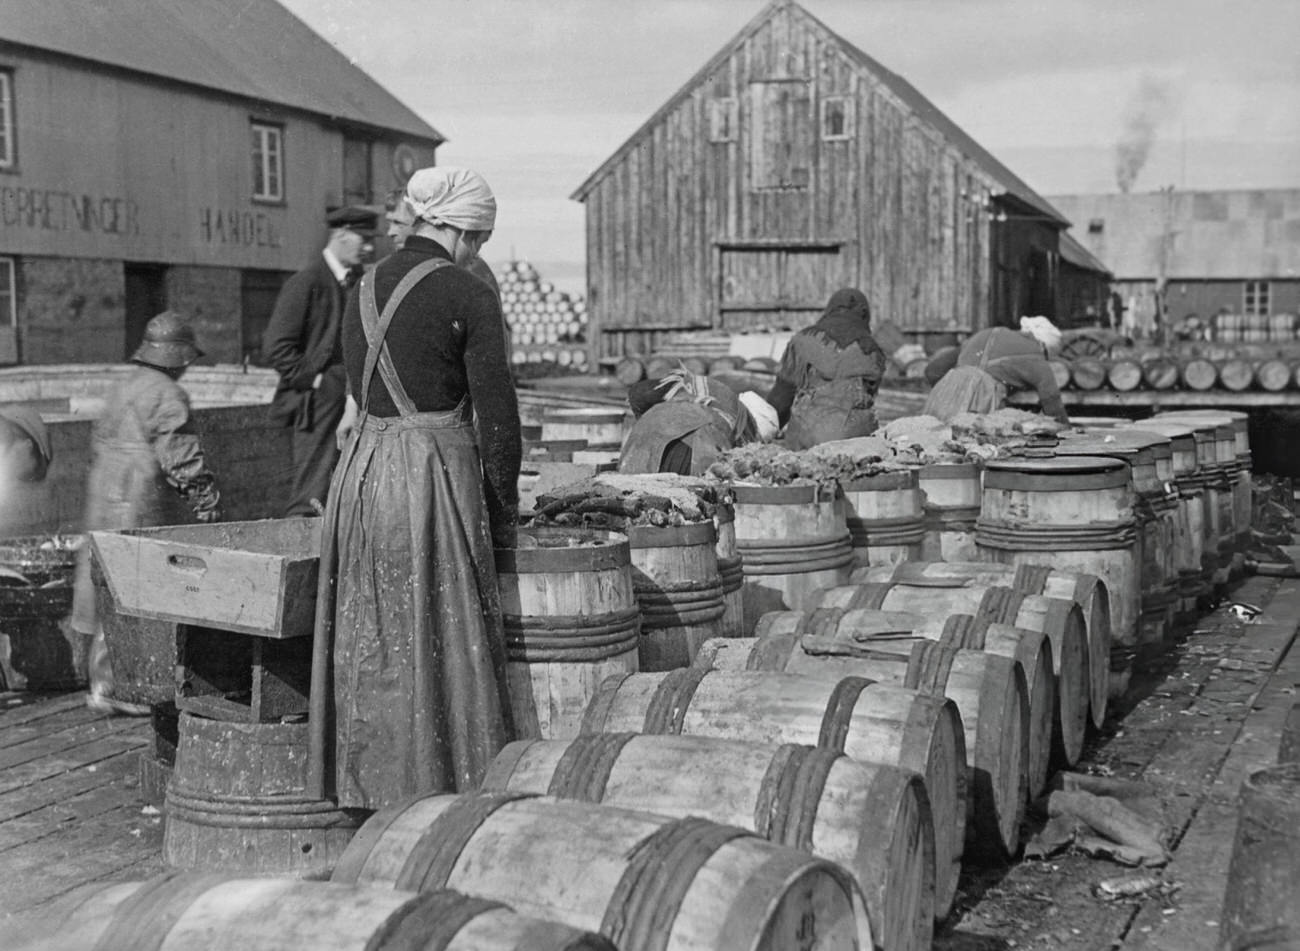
[
  {"left": 738, "top": 391, "right": 780, "bottom": 442},
  {"left": 405, "top": 166, "right": 497, "bottom": 231},
  {"left": 1019, "top": 315, "right": 1062, "bottom": 354}
]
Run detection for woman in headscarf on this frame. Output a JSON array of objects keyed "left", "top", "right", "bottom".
[
  {"left": 618, "top": 369, "right": 778, "bottom": 475},
  {"left": 922, "top": 316, "right": 1069, "bottom": 423},
  {"left": 309, "top": 166, "right": 521, "bottom": 810},
  {"left": 766, "top": 288, "right": 887, "bottom": 449}
]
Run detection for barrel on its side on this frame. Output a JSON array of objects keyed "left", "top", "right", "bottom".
[
  {"left": 977, "top": 455, "right": 1137, "bottom": 704},
  {"left": 332, "top": 793, "right": 873, "bottom": 951},
  {"left": 164, "top": 713, "right": 363, "bottom": 874},
  {"left": 733, "top": 483, "right": 855, "bottom": 631},
  {"left": 628, "top": 521, "right": 724, "bottom": 671},
  {"left": 496, "top": 528, "right": 641, "bottom": 740},
  {"left": 580, "top": 668, "right": 966, "bottom": 921},
  {"left": 1219, "top": 763, "right": 1300, "bottom": 951},
  {"left": 697, "top": 632, "right": 1027, "bottom": 861},
  {"left": 736, "top": 605, "right": 1062, "bottom": 795},
  {"left": 841, "top": 470, "right": 926, "bottom": 568},
  {"left": 13, "top": 873, "right": 614, "bottom": 951},
  {"left": 483, "top": 734, "right": 935, "bottom": 951}
]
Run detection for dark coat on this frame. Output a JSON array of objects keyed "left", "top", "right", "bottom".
[{"left": 263, "top": 255, "right": 346, "bottom": 427}]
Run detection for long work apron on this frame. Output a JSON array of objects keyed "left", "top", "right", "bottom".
[
  {"left": 921, "top": 343, "right": 1006, "bottom": 421},
  {"left": 307, "top": 258, "right": 512, "bottom": 809}
]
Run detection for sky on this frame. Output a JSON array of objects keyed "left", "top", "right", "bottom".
[{"left": 278, "top": 0, "right": 1300, "bottom": 291}]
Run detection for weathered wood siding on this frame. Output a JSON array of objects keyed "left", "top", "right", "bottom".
[
  {"left": 581, "top": 3, "right": 1005, "bottom": 357},
  {"left": 0, "top": 47, "right": 435, "bottom": 271}
]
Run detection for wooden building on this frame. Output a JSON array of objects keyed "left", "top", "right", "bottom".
[
  {"left": 572, "top": 0, "right": 1075, "bottom": 363},
  {"left": 1057, "top": 232, "right": 1114, "bottom": 330},
  {"left": 0, "top": 0, "right": 442, "bottom": 366},
  {"left": 1050, "top": 189, "right": 1300, "bottom": 334}
]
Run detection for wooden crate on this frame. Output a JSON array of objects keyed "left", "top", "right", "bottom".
[{"left": 90, "top": 518, "right": 319, "bottom": 638}]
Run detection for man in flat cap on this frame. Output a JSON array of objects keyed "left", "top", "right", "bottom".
[{"left": 263, "top": 205, "right": 376, "bottom": 517}]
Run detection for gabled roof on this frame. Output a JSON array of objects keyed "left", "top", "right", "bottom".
[
  {"left": 571, "top": 0, "right": 1066, "bottom": 226},
  {"left": 0, "top": 0, "right": 443, "bottom": 144},
  {"left": 1049, "top": 189, "right": 1300, "bottom": 280},
  {"left": 1060, "top": 231, "right": 1112, "bottom": 276}
]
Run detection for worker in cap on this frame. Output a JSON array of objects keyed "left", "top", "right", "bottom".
[
  {"left": 70, "top": 311, "right": 221, "bottom": 716},
  {"left": 263, "top": 205, "right": 378, "bottom": 517},
  {"left": 922, "top": 316, "right": 1069, "bottom": 423},
  {"left": 767, "top": 288, "right": 888, "bottom": 449},
  {"left": 310, "top": 165, "right": 521, "bottom": 810}
]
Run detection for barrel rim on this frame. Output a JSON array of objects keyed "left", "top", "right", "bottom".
[
  {"left": 496, "top": 527, "right": 631, "bottom": 572},
  {"left": 840, "top": 469, "right": 918, "bottom": 492},
  {"left": 983, "top": 454, "right": 1129, "bottom": 476},
  {"left": 731, "top": 482, "right": 834, "bottom": 503},
  {"left": 627, "top": 520, "right": 718, "bottom": 548}
]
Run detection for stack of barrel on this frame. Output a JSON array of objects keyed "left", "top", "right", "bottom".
[
  {"left": 1054, "top": 347, "right": 1300, "bottom": 394},
  {"left": 499, "top": 258, "right": 590, "bottom": 372}
]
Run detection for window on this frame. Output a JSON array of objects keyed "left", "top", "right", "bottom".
[
  {"left": 0, "top": 257, "right": 16, "bottom": 329},
  {"left": 821, "top": 97, "right": 853, "bottom": 140},
  {"left": 750, "top": 81, "right": 812, "bottom": 190},
  {"left": 0, "top": 69, "right": 15, "bottom": 170},
  {"left": 1088, "top": 219, "right": 1105, "bottom": 234},
  {"left": 709, "top": 98, "right": 738, "bottom": 143},
  {"left": 251, "top": 121, "right": 284, "bottom": 202},
  {"left": 1244, "top": 281, "right": 1271, "bottom": 316}
]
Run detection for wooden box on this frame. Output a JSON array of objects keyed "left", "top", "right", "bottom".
[{"left": 90, "top": 518, "right": 320, "bottom": 638}]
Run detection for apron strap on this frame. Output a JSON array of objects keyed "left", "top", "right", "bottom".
[{"left": 359, "top": 257, "right": 453, "bottom": 416}]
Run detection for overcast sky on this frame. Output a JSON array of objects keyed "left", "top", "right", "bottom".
[{"left": 279, "top": 0, "right": 1300, "bottom": 283}]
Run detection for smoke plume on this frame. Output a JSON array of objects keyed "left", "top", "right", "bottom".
[{"left": 1115, "top": 75, "right": 1175, "bottom": 193}]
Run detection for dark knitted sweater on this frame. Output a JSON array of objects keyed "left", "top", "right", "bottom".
[{"left": 341, "top": 237, "right": 522, "bottom": 523}]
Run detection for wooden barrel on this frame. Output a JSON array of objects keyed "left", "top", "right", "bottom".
[
  {"left": 707, "top": 355, "right": 743, "bottom": 374},
  {"left": 1053, "top": 430, "right": 1179, "bottom": 653},
  {"left": 627, "top": 521, "right": 724, "bottom": 671},
  {"left": 732, "top": 483, "right": 855, "bottom": 632},
  {"left": 332, "top": 793, "right": 873, "bottom": 951},
  {"left": 817, "top": 575, "right": 1102, "bottom": 734},
  {"left": 841, "top": 470, "right": 926, "bottom": 567},
  {"left": 614, "top": 357, "right": 646, "bottom": 386},
  {"left": 18, "top": 873, "right": 614, "bottom": 951},
  {"left": 164, "top": 713, "right": 362, "bottom": 873},
  {"left": 698, "top": 632, "right": 1027, "bottom": 860},
  {"left": 917, "top": 463, "right": 982, "bottom": 563},
  {"left": 581, "top": 668, "right": 967, "bottom": 920},
  {"left": 1218, "top": 357, "right": 1255, "bottom": 392},
  {"left": 1140, "top": 354, "right": 1180, "bottom": 390},
  {"left": 713, "top": 503, "right": 746, "bottom": 638},
  {"left": 1153, "top": 413, "right": 1238, "bottom": 583},
  {"left": 1124, "top": 421, "right": 1209, "bottom": 614},
  {"left": 1255, "top": 357, "right": 1293, "bottom": 392},
  {"left": 0, "top": 535, "right": 81, "bottom": 691},
  {"left": 737, "top": 605, "right": 1065, "bottom": 792},
  {"left": 1106, "top": 357, "right": 1143, "bottom": 391},
  {"left": 1219, "top": 763, "right": 1300, "bottom": 951},
  {"left": 482, "top": 734, "right": 935, "bottom": 951},
  {"left": 644, "top": 355, "right": 678, "bottom": 378},
  {"left": 540, "top": 409, "right": 626, "bottom": 451},
  {"left": 1048, "top": 358, "right": 1071, "bottom": 390},
  {"left": 977, "top": 455, "right": 1137, "bottom": 704},
  {"left": 1145, "top": 416, "right": 1222, "bottom": 585},
  {"left": 495, "top": 528, "right": 641, "bottom": 740},
  {"left": 1181, "top": 357, "right": 1219, "bottom": 391},
  {"left": 1070, "top": 358, "right": 1107, "bottom": 390},
  {"left": 1162, "top": 410, "right": 1252, "bottom": 557}
]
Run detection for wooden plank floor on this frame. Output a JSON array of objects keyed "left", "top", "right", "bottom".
[{"left": 0, "top": 691, "right": 165, "bottom": 924}]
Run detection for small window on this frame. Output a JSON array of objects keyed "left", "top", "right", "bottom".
[
  {"left": 1244, "top": 281, "right": 1271, "bottom": 316},
  {"left": 1088, "top": 219, "right": 1105, "bottom": 234},
  {"left": 709, "top": 98, "right": 738, "bottom": 143},
  {"left": 0, "top": 257, "right": 16, "bottom": 329},
  {"left": 0, "top": 70, "right": 15, "bottom": 170},
  {"left": 251, "top": 121, "right": 284, "bottom": 202},
  {"left": 821, "top": 97, "right": 853, "bottom": 140}
]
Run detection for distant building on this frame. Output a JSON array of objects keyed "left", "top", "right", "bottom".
[
  {"left": 572, "top": 0, "right": 1093, "bottom": 363},
  {"left": 0, "top": 0, "right": 443, "bottom": 366},
  {"left": 1049, "top": 189, "right": 1300, "bottom": 334}
]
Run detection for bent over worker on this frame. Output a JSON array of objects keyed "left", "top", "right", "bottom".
[
  {"left": 767, "top": 288, "right": 887, "bottom": 449},
  {"left": 69, "top": 312, "right": 221, "bottom": 716},
  {"left": 310, "top": 166, "right": 521, "bottom": 811},
  {"left": 922, "top": 316, "right": 1069, "bottom": 423},
  {"left": 619, "top": 370, "right": 778, "bottom": 476}
]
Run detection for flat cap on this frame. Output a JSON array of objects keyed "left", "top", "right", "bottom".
[{"left": 325, "top": 205, "right": 379, "bottom": 233}]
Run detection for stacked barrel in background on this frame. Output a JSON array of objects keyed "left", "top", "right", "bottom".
[{"left": 499, "top": 259, "right": 591, "bottom": 373}]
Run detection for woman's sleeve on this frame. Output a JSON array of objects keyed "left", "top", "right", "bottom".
[{"left": 464, "top": 282, "right": 523, "bottom": 541}]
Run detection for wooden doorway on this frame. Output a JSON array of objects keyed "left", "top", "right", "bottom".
[
  {"left": 240, "top": 269, "right": 292, "bottom": 366},
  {"left": 123, "top": 264, "right": 167, "bottom": 359}
]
